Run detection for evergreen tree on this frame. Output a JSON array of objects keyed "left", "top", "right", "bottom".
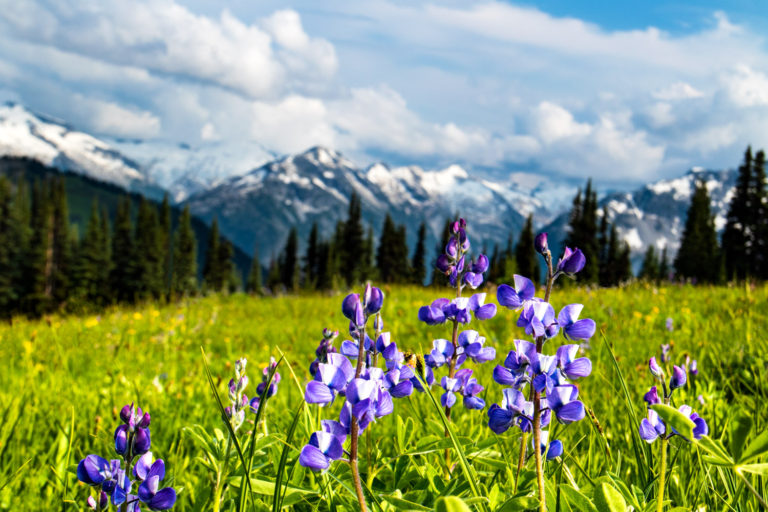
[
  {"left": 515, "top": 214, "right": 540, "bottom": 282},
  {"left": 247, "top": 245, "right": 263, "bottom": 294},
  {"left": 266, "top": 255, "right": 281, "bottom": 293},
  {"left": 218, "top": 240, "right": 238, "bottom": 293},
  {"left": 362, "top": 225, "right": 376, "bottom": 281},
  {"left": 74, "top": 200, "right": 105, "bottom": 303},
  {"left": 304, "top": 222, "right": 319, "bottom": 289},
  {"left": 9, "top": 178, "right": 31, "bottom": 311},
  {"left": 25, "top": 180, "right": 54, "bottom": 314},
  {"left": 411, "top": 221, "right": 427, "bottom": 284},
  {"left": 203, "top": 217, "right": 221, "bottom": 291},
  {"left": 675, "top": 180, "right": 720, "bottom": 283},
  {"left": 279, "top": 227, "right": 299, "bottom": 292},
  {"left": 134, "top": 199, "right": 164, "bottom": 299},
  {"left": 600, "top": 225, "right": 619, "bottom": 287},
  {"left": 341, "top": 193, "right": 365, "bottom": 285},
  {"left": 658, "top": 247, "right": 669, "bottom": 282},
  {"left": 160, "top": 194, "right": 172, "bottom": 296},
  {"left": 110, "top": 197, "right": 136, "bottom": 302},
  {"left": 376, "top": 214, "right": 410, "bottom": 283},
  {"left": 171, "top": 205, "right": 197, "bottom": 297},
  {"left": 751, "top": 150, "right": 767, "bottom": 277},
  {"left": 639, "top": 245, "right": 659, "bottom": 281},
  {"left": 0, "top": 178, "right": 14, "bottom": 314},
  {"left": 50, "top": 179, "right": 71, "bottom": 306},
  {"left": 97, "top": 206, "right": 112, "bottom": 303},
  {"left": 722, "top": 147, "right": 753, "bottom": 280},
  {"left": 316, "top": 241, "right": 333, "bottom": 291},
  {"left": 616, "top": 241, "right": 633, "bottom": 284},
  {"left": 565, "top": 181, "right": 599, "bottom": 283}
]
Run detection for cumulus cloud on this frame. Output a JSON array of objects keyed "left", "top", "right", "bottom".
[{"left": 0, "top": 0, "right": 767, "bottom": 186}]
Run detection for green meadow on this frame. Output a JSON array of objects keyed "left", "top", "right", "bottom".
[{"left": 2, "top": 283, "right": 767, "bottom": 510}]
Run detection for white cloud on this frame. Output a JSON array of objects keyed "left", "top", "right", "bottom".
[
  {"left": 85, "top": 98, "right": 161, "bottom": 137},
  {"left": 530, "top": 102, "right": 591, "bottom": 144},
  {"left": 723, "top": 65, "right": 768, "bottom": 107},
  {"left": 653, "top": 82, "right": 705, "bottom": 101}
]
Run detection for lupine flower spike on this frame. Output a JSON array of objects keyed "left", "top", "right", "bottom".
[
  {"left": 77, "top": 403, "right": 176, "bottom": 511},
  {"left": 489, "top": 235, "right": 594, "bottom": 511}
]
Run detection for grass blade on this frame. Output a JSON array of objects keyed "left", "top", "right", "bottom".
[
  {"left": 200, "top": 347, "right": 254, "bottom": 501},
  {"left": 273, "top": 401, "right": 304, "bottom": 511}
]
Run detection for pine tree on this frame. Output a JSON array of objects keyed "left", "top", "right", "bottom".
[
  {"left": 218, "top": 240, "right": 238, "bottom": 293},
  {"left": 377, "top": 214, "right": 411, "bottom": 283},
  {"left": 9, "top": 178, "right": 31, "bottom": 312},
  {"left": 50, "top": 179, "right": 71, "bottom": 306},
  {"left": 304, "top": 223, "right": 319, "bottom": 289},
  {"left": 616, "top": 242, "right": 632, "bottom": 284},
  {"left": 279, "top": 227, "right": 299, "bottom": 291},
  {"left": 75, "top": 200, "right": 104, "bottom": 303},
  {"left": 110, "top": 197, "right": 136, "bottom": 302},
  {"left": 160, "top": 194, "right": 172, "bottom": 297},
  {"left": 97, "top": 206, "right": 112, "bottom": 303},
  {"left": 722, "top": 147, "right": 753, "bottom": 280},
  {"left": 266, "top": 255, "right": 281, "bottom": 293},
  {"left": 172, "top": 206, "right": 197, "bottom": 297},
  {"left": 247, "top": 245, "right": 263, "bottom": 294},
  {"left": 362, "top": 225, "right": 376, "bottom": 281},
  {"left": 25, "top": 180, "right": 54, "bottom": 314},
  {"left": 658, "top": 247, "right": 669, "bottom": 282},
  {"left": 565, "top": 181, "right": 599, "bottom": 283},
  {"left": 411, "top": 221, "right": 427, "bottom": 284},
  {"left": 639, "top": 245, "right": 659, "bottom": 281},
  {"left": 675, "top": 180, "right": 719, "bottom": 283},
  {"left": 0, "top": 177, "right": 15, "bottom": 314},
  {"left": 751, "top": 149, "right": 767, "bottom": 277},
  {"left": 515, "top": 214, "right": 540, "bottom": 282},
  {"left": 341, "top": 193, "right": 365, "bottom": 285},
  {"left": 134, "top": 199, "right": 164, "bottom": 299},
  {"left": 203, "top": 217, "right": 221, "bottom": 291}
]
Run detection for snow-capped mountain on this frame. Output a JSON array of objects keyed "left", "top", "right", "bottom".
[
  {"left": 182, "top": 146, "right": 562, "bottom": 260},
  {"left": 542, "top": 167, "right": 738, "bottom": 268},
  {"left": 108, "top": 138, "right": 276, "bottom": 202},
  {"left": 0, "top": 103, "right": 160, "bottom": 195}
]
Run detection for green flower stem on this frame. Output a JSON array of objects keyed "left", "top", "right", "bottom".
[
  {"left": 349, "top": 322, "right": 368, "bottom": 512},
  {"left": 657, "top": 437, "right": 667, "bottom": 512}
]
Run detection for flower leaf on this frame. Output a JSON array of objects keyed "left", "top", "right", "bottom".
[
  {"left": 738, "top": 463, "right": 768, "bottom": 477},
  {"left": 593, "top": 482, "right": 627, "bottom": 512},
  {"left": 730, "top": 412, "right": 753, "bottom": 462},
  {"left": 651, "top": 404, "right": 695, "bottom": 440},
  {"left": 740, "top": 429, "right": 768, "bottom": 464}
]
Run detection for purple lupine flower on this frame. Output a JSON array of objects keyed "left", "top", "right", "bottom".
[
  {"left": 669, "top": 365, "right": 687, "bottom": 390},
  {"left": 639, "top": 409, "right": 666, "bottom": 443},
  {"left": 497, "top": 275, "right": 536, "bottom": 310},
  {"left": 257, "top": 358, "right": 281, "bottom": 398},
  {"left": 346, "top": 378, "right": 394, "bottom": 431},
  {"left": 299, "top": 431, "right": 344, "bottom": 471},
  {"left": 440, "top": 376, "right": 461, "bottom": 408},
  {"left": 517, "top": 301, "right": 558, "bottom": 339},
  {"left": 680, "top": 405, "right": 708, "bottom": 439},
  {"left": 364, "top": 284, "right": 384, "bottom": 315},
  {"left": 493, "top": 339, "right": 536, "bottom": 387},
  {"left": 425, "top": 339, "right": 461, "bottom": 368},
  {"left": 456, "top": 369, "right": 486, "bottom": 410},
  {"left": 382, "top": 368, "right": 414, "bottom": 398},
  {"left": 649, "top": 357, "right": 664, "bottom": 380},
  {"left": 666, "top": 317, "right": 674, "bottom": 332},
  {"left": 660, "top": 343, "right": 671, "bottom": 363},
  {"left": 530, "top": 353, "right": 559, "bottom": 393},
  {"left": 643, "top": 386, "right": 660, "bottom": 405},
  {"left": 305, "top": 353, "right": 355, "bottom": 406},
  {"left": 310, "top": 329, "right": 339, "bottom": 377},
  {"left": 77, "top": 455, "right": 113, "bottom": 486},
  {"left": 557, "top": 304, "right": 596, "bottom": 341},
  {"left": 458, "top": 330, "right": 496, "bottom": 364},
  {"left": 535, "top": 232, "right": 548, "bottom": 255},
  {"left": 547, "top": 385, "right": 585, "bottom": 424},
  {"left": 487, "top": 388, "right": 531, "bottom": 434},
  {"left": 546, "top": 439, "right": 563, "bottom": 460},
  {"left": 555, "top": 344, "right": 592, "bottom": 380},
  {"left": 556, "top": 247, "right": 585, "bottom": 275},
  {"left": 340, "top": 334, "right": 373, "bottom": 359},
  {"left": 685, "top": 356, "right": 699, "bottom": 377}
]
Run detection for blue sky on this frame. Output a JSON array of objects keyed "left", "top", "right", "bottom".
[{"left": 1, "top": 0, "right": 767, "bottom": 186}]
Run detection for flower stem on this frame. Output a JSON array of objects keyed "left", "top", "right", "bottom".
[
  {"left": 736, "top": 469, "right": 768, "bottom": 509},
  {"left": 213, "top": 433, "right": 233, "bottom": 512},
  {"left": 657, "top": 437, "right": 668, "bottom": 512},
  {"left": 349, "top": 322, "right": 368, "bottom": 512},
  {"left": 514, "top": 432, "right": 528, "bottom": 492},
  {"left": 532, "top": 370, "right": 546, "bottom": 511}
]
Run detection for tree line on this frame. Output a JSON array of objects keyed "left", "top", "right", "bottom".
[{"left": 0, "top": 175, "right": 241, "bottom": 317}]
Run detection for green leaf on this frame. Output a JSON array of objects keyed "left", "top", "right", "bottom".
[
  {"left": 740, "top": 429, "right": 768, "bottom": 463},
  {"left": 593, "top": 482, "right": 627, "bottom": 512},
  {"left": 738, "top": 463, "right": 768, "bottom": 477},
  {"left": 560, "top": 485, "right": 598, "bottom": 512},
  {"left": 650, "top": 404, "right": 695, "bottom": 440},
  {"left": 496, "top": 495, "right": 540, "bottom": 512},
  {"left": 696, "top": 435, "right": 734, "bottom": 465},
  {"left": 730, "top": 413, "right": 753, "bottom": 462},
  {"left": 435, "top": 496, "right": 473, "bottom": 512},
  {"left": 273, "top": 401, "right": 304, "bottom": 511},
  {"left": 381, "top": 495, "right": 431, "bottom": 511}
]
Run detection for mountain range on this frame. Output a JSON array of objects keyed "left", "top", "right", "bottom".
[{"left": 0, "top": 102, "right": 738, "bottom": 269}]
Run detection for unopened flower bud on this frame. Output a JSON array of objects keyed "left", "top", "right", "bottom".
[
  {"left": 366, "top": 286, "right": 384, "bottom": 314},
  {"left": 446, "top": 237, "right": 458, "bottom": 258},
  {"left": 644, "top": 386, "right": 660, "bottom": 405},
  {"left": 649, "top": 357, "right": 664, "bottom": 380},
  {"left": 535, "top": 232, "right": 548, "bottom": 254},
  {"left": 669, "top": 365, "right": 687, "bottom": 390}
]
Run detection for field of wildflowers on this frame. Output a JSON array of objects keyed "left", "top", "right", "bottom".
[{"left": 2, "top": 225, "right": 768, "bottom": 511}]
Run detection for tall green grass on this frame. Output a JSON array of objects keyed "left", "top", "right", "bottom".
[{"left": 1, "top": 283, "right": 767, "bottom": 510}]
